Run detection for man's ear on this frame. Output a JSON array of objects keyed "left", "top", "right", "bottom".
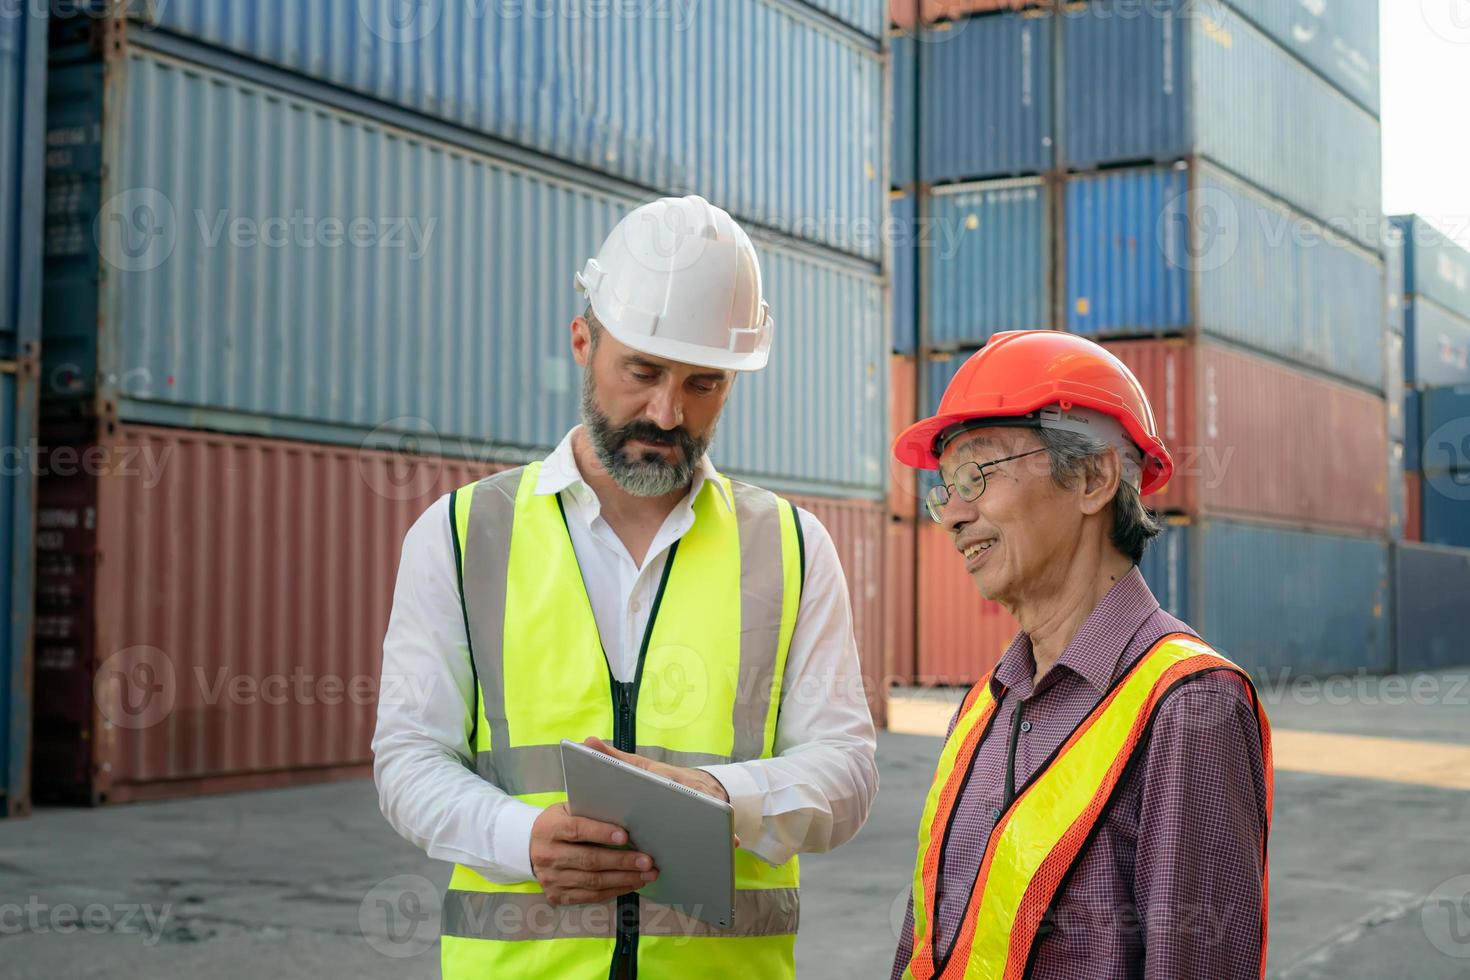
[
  {"left": 1079, "top": 449, "right": 1122, "bottom": 517},
  {"left": 570, "top": 317, "right": 593, "bottom": 368}
]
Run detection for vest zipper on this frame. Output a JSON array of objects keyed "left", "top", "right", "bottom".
[{"left": 606, "top": 540, "right": 680, "bottom": 980}]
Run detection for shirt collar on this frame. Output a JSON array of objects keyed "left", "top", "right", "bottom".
[
  {"left": 993, "top": 566, "right": 1161, "bottom": 696},
  {"left": 533, "top": 426, "right": 732, "bottom": 513}
]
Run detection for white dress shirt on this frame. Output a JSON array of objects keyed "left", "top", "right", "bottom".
[{"left": 372, "top": 427, "right": 879, "bottom": 882}]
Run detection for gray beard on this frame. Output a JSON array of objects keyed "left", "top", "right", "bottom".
[{"left": 580, "top": 368, "right": 714, "bottom": 498}]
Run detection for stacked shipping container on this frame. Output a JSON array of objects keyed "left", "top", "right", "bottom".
[
  {"left": 891, "top": 0, "right": 1397, "bottom": 683},
  {"left": 0, "top": 4, "right": 46, "bottom": 817},
  {"left": 36, "top": 6, "right": 889, "bottom": 803}
]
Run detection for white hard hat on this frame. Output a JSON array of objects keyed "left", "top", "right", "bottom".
[{"left": 575, "top": 195, "right": 773, "bottom": 372}]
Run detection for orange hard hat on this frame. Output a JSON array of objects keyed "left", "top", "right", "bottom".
[{"left": 893, "top": 331, "right": 1174, "bottom": 496}]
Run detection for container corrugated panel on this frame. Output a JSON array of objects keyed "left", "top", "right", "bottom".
[
  {"left": 1394, "top": 215, "right": 1470, "bottom": 323},
  {"left": 1405, "top": 390, "right": 1422, "bottom": 472},
  {"left": 1223, "top": 0, "right": 1379, "bottom": 116},
  {"left": 886, "top": 518, "right": 918, "bottom": 686},
  {"left": 1106, "top": 338, "right": 1389, "bottom": 533},
  {"left": 917, "top": 350, "right": 978, "bottom": 500},
  {"left": 890, "top": 190, "right": 918, "bottom": 353},
  {"left": 890, "top": 355, "right": 918, "bottom": 518},
  {"left": 928, "top": 179, "right": 1050, "bottom": 349},
  {"left": 890, "top": 36, "right": 918, "bottom": 189},
  {"left": 1393, "top": 543, "right": 1470, "bottom": 672},
  {"left": 1418, "top": 472, "right": 1470, "bottom": 549},
  {"left": 1138, "top": 516, "right": 1191, "bottom": 622},
  {"left": 1404, "top": 297, "right": 1470, "bottom": 390},
  {"left": 32, "top": 423, "right": 494, "bottom": 804},
  {"left": 787, "top": 493, "right": 889, "bottom": 727},
  {"left": 916, "top": 523, "right": 1017, "bottom": 685},
  {"left": 47, "top": 50, "right": 887, "bottom": 495},
  {"left": 919, "top": 12, "right": 1054, "bottom": 181},
  {"left": 801, "top": 0, "right": 885, "bottom": 36},
  {"left": 1, "top": 365, "right": 37, "bottom": 816},
  {"left": 1385, "top": 223, "right": 1405, "bottom": 335},
  {"left": 1061, "top": 1, "right": 1382, "bottom": 248},
  {"left": 1419, "top": 386, "right": 1470, "bottom": 472},
  {"left": 1404, "top": 471, "right": 1422, "bottom": 541},
  {"left": 1065, "top": 163, "right": 1384, "bottom": 390},
  {"left": 1385, "top": 332, "right": 1404, "bottom": 440},
  {"left": 1388, "top": 441, "right": 1405, "bottom": 540},
  {"left": 1194, "top": 519, "right": 1390, "bottom": 677},
  {"left": 143, "top": 0, "right": 884, "bottom": 261},
  {"left": 0, "top": 6, "right": 46, "bottom": 360}
]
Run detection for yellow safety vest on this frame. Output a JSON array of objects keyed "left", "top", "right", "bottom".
[
  {"left": 441, "top": 462, "right": 804, "bottom": 979},
  {"left": 900, "top": 634, "right": 1274, "bottom": 980}
]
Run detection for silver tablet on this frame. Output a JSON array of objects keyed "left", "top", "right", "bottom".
[{"left": 560, "top": 739, "right": 737, "bottom": 929}]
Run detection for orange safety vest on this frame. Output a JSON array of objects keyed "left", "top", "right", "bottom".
[{"left": 900, "top": 634, "right": 1274, "bottom": 980}]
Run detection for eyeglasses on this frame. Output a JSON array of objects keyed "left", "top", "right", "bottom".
[{"left": 925, "top": 448, "right": 1048, "bottom": 524}]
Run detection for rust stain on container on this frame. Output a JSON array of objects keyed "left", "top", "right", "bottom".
[
  {"left": 916, "top": 523, "right": 1017, "bottom": 686},
  {"left": 1107, "top": 338, "right": 1389, "bottom": 534},
  {"left": 1404, "top": 472, "right": 1422, "bottom": 542}
]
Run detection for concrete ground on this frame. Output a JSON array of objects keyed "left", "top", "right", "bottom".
[{"left": 3, "top": 676, "right": 1469, "bottom": 979}]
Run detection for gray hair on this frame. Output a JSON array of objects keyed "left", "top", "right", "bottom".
[{"left": 1036, "top": 427, "right": 1161, "bottom": 564}]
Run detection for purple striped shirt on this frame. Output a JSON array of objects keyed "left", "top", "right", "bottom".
[{"left": 892, "top": 568, "right": 1269, "bottom": 980}]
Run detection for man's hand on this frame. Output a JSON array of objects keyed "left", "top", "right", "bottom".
[
  {"left": 529, "top": 803, "right": 658, "bottom": 906},
  {"left": 582, "top": 738, "right": 734, "bottom": 808}
]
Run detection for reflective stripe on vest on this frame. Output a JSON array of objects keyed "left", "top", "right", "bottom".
[
  {"left": 901, "top": 634, "right": 1274, "bottom": 980},
  {"left": 441, "top": 462, "right": 804, "bottom": 979}
]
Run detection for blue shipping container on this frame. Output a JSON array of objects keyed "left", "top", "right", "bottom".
[
  {"left": 0, "top": 6, "right": 46, "bottom": 360},
  {"left": 1419, "top": 471, "right": 1470, "bottom": 549},
  {"left": 1064, "top": 163, "right": 1384, "bottom": 390},
  {"left": 1393, "top": 215, "right": 1470, "bottom": 324},
  {"left": 927, "top": 179, "right": 1050, "bottom": 350},
  {"left": 1405, "top": 389, "right": 1422, "bottom": 473},
  {"left": 1190, "top": 519, "right": 1391, "bottom": 677},
  {"left": 800, "top": 0, "right": 885, "bottom": 37},
  {"left": 1419, "top": 386, "right": 1470, "bottom": 475},
  {"left": 1061, "top": 0, "right": 1382, "bottom": 248},
  {"left": 1139, "top": 516, "right": 1191, "bottom": 623},
  {"left": 1, "top": 364, "right": 37, "bottom": 817},
  {"left": 1224, "top": 0, "right": 1380, "bottom": 116},
  {"left": 1386, "top": 332, "right": 1404, "bottom": 440},
  {"left": 1388, "top": 441, "right": 1405, "bottom": 540},
  {"left": 1404, "top": 296, "right": 1470, "bottom": 390},
  {"left": 919, "top": 12, "right": 1054, "bottom": 182},
  {"left": 137, "top": 0, "right": 885, "bottom": 262},
  {"left": 1393, "top": 542, "right": 1470, "bottom": 672},
  {"left": 891, "top": 34, "right": 918, "bottom": 189},
  {"left": 1384, "top": 221, "right": 1404, "bottom": 335},
  {"left": 890, "top": 191, "right": 918, "bottom": 355},
  {"left": 44, "top": 49, "right": 887, "bottom": 495}
]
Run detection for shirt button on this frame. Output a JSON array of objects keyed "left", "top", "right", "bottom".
[
  {"left": 991, "top": 808, "right": 1002, "bottom": 821},
  {"left": 630, "top": 599, "right": 642, "bottom": 614},
  {"left": 1020, "top": 721, "right": 1032, "bottom": 734}
]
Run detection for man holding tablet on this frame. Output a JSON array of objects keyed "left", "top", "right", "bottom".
[{"left": 373, "top": 195, "right": 879, "bottom": 979}]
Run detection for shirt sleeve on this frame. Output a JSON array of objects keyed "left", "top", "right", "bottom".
[
  {"left": 699, "top": 508, "right": 880, "bottom": 867},
  {"left": 1134, "top": 671, "right": 1269, "bottom": 980},
  {"left": 371, "top": 494, "right": 542, "bottom": 882}
]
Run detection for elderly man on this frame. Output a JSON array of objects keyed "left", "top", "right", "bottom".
[
  {"left": 888, "top": 331, "right": 1273, "bottom": 980},
  {"left": 373, "top": 195, "right": 877, "bottom": 979}
]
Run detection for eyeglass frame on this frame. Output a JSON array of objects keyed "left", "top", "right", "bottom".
[{"left": 925, "top": 447, "right": 1049, "bottom": 524}]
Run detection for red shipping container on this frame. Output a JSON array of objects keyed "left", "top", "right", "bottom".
[
  {"left": 890, "top": 0, "right": 1050, "bottom": 30},
  {"left": 32, "top": 423, "right": 892, "bottom": 803},
  {"left": 787, "top": 493, "right": 889, "bottom": 729},
  {"left": 1106, "top": 339, "right": 1389, "bottom": 534},
  {"left": 885, "top": 517, "right": 918, "bottom": 687},
  {"left": 1405, "top": 472, "right": 1423, "bottom": 542},
  {"left": 916, "top": 523, "right": 1018, "bottom": 686},
  {"left": 890, "top": 354, "right": 918, "bottom": 519}
]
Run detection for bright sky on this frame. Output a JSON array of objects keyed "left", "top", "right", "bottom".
[{"left": 1381, "top": 3, "right": 1470, "bottom": 247}]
